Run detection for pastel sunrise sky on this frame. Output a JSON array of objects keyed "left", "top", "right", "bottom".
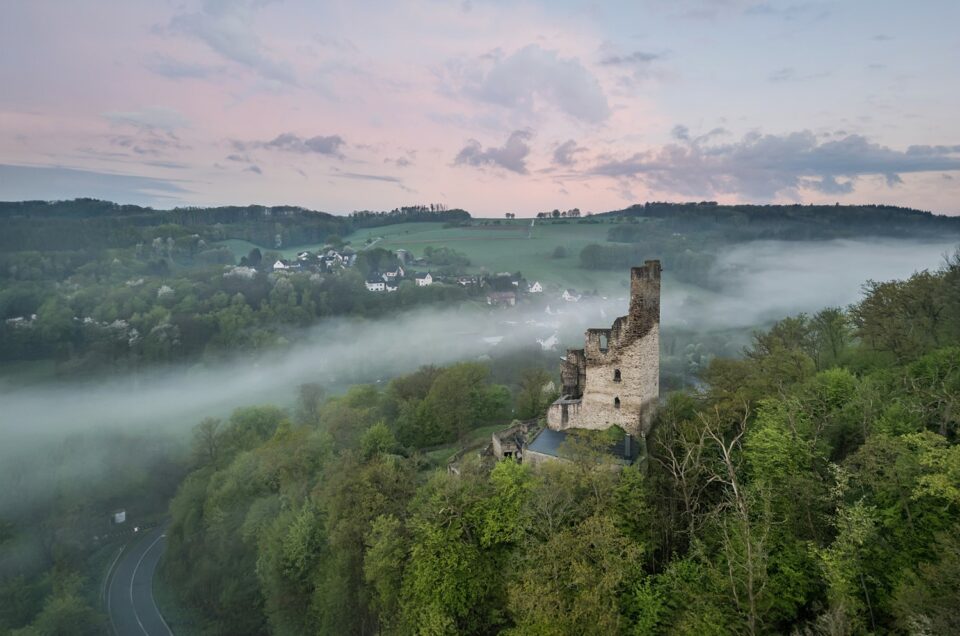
[{"left": 2, "top": 0, "right": 959, "bottom": 216}]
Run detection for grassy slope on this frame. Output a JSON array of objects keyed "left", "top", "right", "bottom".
[
  {"left": 423, "top": 423, "right": 510, "bottom": 467},
  {"left": 337, "top": 219, "right": 629, "bottom": 293}
]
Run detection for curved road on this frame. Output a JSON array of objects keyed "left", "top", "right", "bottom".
[{"left": 106, "top": 524, "right": 173, "bottom": 635}]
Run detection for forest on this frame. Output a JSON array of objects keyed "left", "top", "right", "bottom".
[{"left": 147, "top": 254, "right": 960, "bottom": 635}]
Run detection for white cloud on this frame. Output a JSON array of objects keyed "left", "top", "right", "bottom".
[
  {"left": 553, "top": 139, "right": 587, "bottom": 166},
  {"left": 466, "top": 44, "right": 610, "bottom": 123},
  {"left": 455, "top": 129, "right": 533, "bottom": 174},
  {"left": 592, "top": 130, "right": 960, "bottom": 198},
  {"left": 168, "top": 0, "right": 297, "bottom": 85},
  {"left": 235, "top": 132, "right": 346, "bottom": 156}
]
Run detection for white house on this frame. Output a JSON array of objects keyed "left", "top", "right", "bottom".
[
  {"left": 365, "top": 274, "right": 386, "bottom": 292},
  {"left": 383, "top": 265, "right": 405, "bottom": 280},
  {"left": 415, "top": 272, "right": 433, "bottom": 287},
  {"left": 561, "top": 289, "right": 581, "bottom": 302},
  {"left": 273, "top": 259, "right": 289, "bottom": 271},
  {"left": 537, "top": 332, "right": 559, "bottom": 350},
  {"left": 528, "top": 281, "right": 543, "bottom": 293}
]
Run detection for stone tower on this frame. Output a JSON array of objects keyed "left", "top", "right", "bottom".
[{"left": 547, "top": 261, "right": 661, "bottom": 436}]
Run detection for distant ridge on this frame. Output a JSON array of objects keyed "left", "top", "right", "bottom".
[
  {"left": 584, "top": 200, "right": 960, "bottom": 241},
  {"left": 0, "top": 198, "right": 470, "bottom": 251}
]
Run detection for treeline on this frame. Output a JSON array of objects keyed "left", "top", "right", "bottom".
[
  {"left": 349, "top": 204, "right": 470, "bottom": 228},
  {"left": 0, "top": 199, "right": 472, "bottom": 252},
  {"left": 0, "top": 200, "right": 343, "bottom": 251},
  {"left": 160, "top": 256, "right": 960, "bottom": 634},
  {"left": 602, "top": 201, "right": 960, "bottom": 241}
]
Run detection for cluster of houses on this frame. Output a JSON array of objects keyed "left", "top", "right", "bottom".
[
  {"left": 364, "top": 265, "right": 434, "bottom": 292},
  {"left": 483, "top": 274, "right": 585, "bottom": 307},
  {"left": 267, "top": 246, "right": 588, "bottom": 306},
  {"left": 272, "top": 247, "right": 357, "bottom": 273}
]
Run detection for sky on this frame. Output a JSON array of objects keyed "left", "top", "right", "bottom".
[{"left": 1, "top": 0, "right": 959, "bottom": 216}]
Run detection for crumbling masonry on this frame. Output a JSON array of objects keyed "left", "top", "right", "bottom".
[{"left": 546, "top": 260, "right": 661, "bottom": 437}]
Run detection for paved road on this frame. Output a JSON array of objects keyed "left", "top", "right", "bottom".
[{"left": 106, "top": 525, "right": 173, "bottom": 636}]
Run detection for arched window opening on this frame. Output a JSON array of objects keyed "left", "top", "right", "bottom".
[
  {"left": 614, "top": 369, "right": 621, "bottom": 383},
  {"left": 614, "top": 397, "right": 621, "bottom": 409}
]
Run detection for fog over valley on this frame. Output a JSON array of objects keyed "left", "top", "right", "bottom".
[
  {"left": 1, "top": 236, "right": 955, "bottom": 522},
  {"left": 678, "top": 238, "right": 960, "bottom": 329},
  {"left": 4, "top": 237, "right": 954, "bottom": 436}
]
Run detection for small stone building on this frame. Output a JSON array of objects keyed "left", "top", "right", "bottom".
[
  {"left": 491, "top": 422, "right": 528, "bottom": 461},
  {"left": 547, "top": 261, "right": 661, "bottom": 437}
]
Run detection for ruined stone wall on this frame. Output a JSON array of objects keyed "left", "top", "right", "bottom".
[
  {"left": 491, "top": 424, "right": 524, "bottom": 459},
  {"left": 546, "top": 261, "right": 660, "bottom": 436},
  {"left": 548, "top": 324, "right": 659, "bottom": 435},
  {"left": 559, "top": 349, "right": 586, "bottom": 398},
  {"left": 523, "top": 449, "right": 555, "bottom": 468}
]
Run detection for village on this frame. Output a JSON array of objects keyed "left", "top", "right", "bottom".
[{"left": 267, "top": 242, "right": 594, "bottom": 307}]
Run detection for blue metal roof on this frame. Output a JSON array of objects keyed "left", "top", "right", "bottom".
[
  {"left": 526, "top": 427, "right": 637, "bottom": 462},
  {"left": 527, "top": 428, "right": 569, "bottom": 457}
]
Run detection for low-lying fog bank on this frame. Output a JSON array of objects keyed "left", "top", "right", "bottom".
[{"left": 680, "top": 238, "right": 959, "bottom": 329}]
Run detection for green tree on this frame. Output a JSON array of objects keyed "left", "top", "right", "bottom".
[
  {"left": 515, "top": 367, "right": 556, "bottom": 419},
  {"left": 364, "top": 514, "right": 408, "bottom": 634},
  {"left": 817, "top": 501, "right": 880, "bottom": 632},
  {"left": 893, "top": 526, "right": 960, "bottom": 634},
  {"left": 507, "top": 514, "right": 642, "bottom": 635},
  {"left": 360, "top": 422, "right": 398, "bottom": 459}
]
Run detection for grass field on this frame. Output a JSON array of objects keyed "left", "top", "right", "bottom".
[
  {"left": 216, "top": 238, "right": 264, "bottom": 261},
  {"left": 346, "top": 220, "right": 625, "bottom": 292}
]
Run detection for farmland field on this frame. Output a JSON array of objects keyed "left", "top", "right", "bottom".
[{"left": 346, "top": 220, "right": 621, "bottom": 293}]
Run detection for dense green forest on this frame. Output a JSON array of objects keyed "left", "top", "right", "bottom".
[{"left": 149, "top": 256, "right": 960, "bottom": 635}]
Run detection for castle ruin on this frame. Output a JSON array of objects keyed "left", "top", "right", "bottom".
[{"left": 546, "top": 260, "right": 661, "bottom": 437}]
